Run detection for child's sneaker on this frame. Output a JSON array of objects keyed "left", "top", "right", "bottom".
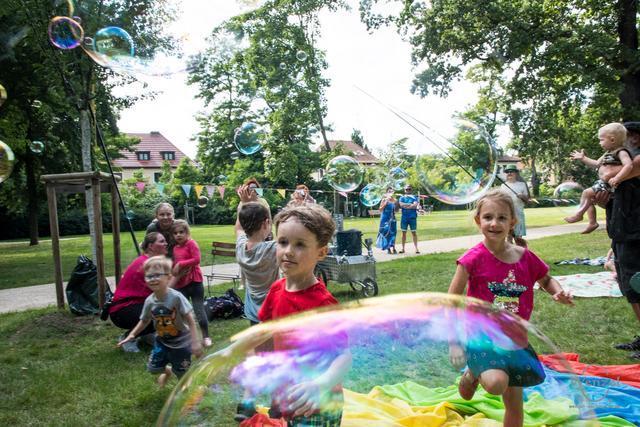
[{"left": 234, "top": 400, "right": 257, "bottom": 422}]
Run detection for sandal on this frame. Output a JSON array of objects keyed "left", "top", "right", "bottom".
[{"left": 458, "top": 369, "right": 479, "bottom": 400}]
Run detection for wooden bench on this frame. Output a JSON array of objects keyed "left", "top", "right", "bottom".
[{"left": 204, "top": 241, "right": 240, "bottom": 293}]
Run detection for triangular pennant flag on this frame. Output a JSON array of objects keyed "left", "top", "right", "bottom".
[
  {"left": 277, "top": 189, "right": 286, "bottom": 198},
  {"left": 338, "top": 191, "right": 348, "bottom": 198},
  {"left": 255, "top": 188, "right": 264, "bottom": 197},
  {"left": 218, "top": 185, "right": 225, "bottom": 199},
  {"left": 155, "top": 183, "right": 165, "bottom": 194},
  {"left": 181, "top": 184, "right": 192, "bottom": 197},
  {"left": 135, "top": 181, "right": 146, "bottom": 192},
  {"left": 206, "top": 185, "right": 216, "bottom": 197},
  {"left": 194, "top": 185, "right": 204, "bottom": 197}
]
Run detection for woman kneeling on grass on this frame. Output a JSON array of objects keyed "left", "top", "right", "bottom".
[{"left": 108, "top": 232, "right": 168, "bottom": 353}]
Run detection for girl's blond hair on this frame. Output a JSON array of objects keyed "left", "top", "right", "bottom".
[
  {"left": 474, "top": 189, "right": 518, "bottom": 225},
  {"left": 171, "top": 219, "right": 190, "bottom": 235},
  {"left": 143, "top": 255, "right": 172, "bottom": 273}
]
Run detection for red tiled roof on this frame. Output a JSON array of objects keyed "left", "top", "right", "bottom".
[
  {"left": 113, "top": 132, "right": 190, "bottom": 168},
  {"left": 324, "top": 140, "right": 380, "bottom": 164},
  {"left": 498, "top": 155, "right": 522, "bottom": 162}
]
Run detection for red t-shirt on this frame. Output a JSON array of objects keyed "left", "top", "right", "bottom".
[
  {"left": 172, "top": 239, "right": 204, "bottom": 288},
  {"left": 258, "top": 278, "right": 338, "bottom": 322},
  {"left": 109, "top": 254, "right": 151, "bottom": 313}
]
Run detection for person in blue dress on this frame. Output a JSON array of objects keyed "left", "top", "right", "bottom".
[{"left": 377, "top": 187, "right": 398, "bottom": 254}]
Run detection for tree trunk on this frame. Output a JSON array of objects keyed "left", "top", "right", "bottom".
[
  {"left": 24, "top": 143, "right": 39, "bottom": 246},
  {"left": 529, "top": 157, "right": 540, "bottom": 197},
  {"left": 80, "top": 108, "right": 98, "bottom": 262},
  {"left": 617, "top": 0, "right": 640, "bottom": 119}
]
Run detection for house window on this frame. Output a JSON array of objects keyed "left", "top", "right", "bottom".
[
  {"left": 136, "top": 151, "right": 150, "bottom": 161},
  {"left": 161, "top": 151, "right": 175, "bottom": 161},
  {"left": 153, "top": 172, "right": 162, "bottom": 183}
]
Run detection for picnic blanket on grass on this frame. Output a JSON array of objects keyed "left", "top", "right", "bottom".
[
  {"left": 554, "top": 257, "right": 607, "bottom": 266},
  {"left": 534, "top": 271, "right": 621, "bottom": 298},
  {"left": 540, "top": 353, "right": 640, "bottom": 389}
]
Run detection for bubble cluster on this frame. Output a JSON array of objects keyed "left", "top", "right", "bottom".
[
  {"left": 0, "top": 141, "right": 15, "bottom": 183},
  {"left": 324, "top": 155, "right": 364, "bottom": 192},
  {"left": 158, "top": 293, "right": 596, "bottom": 426},
  {"left": 234, "top": 122, "right": 266, "bottom": 155},
  {"left": 414, "top": 118, "right": 497, "bottom": 205},
  {"left": 359, "top": 183, "right": 385, "bottom": 207}
]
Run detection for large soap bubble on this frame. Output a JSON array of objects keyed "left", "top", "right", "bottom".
[
  {"left": 388, "top": 166, "right": 408, "bottom": 191},
  {"left": 234, "top": 122, "right": 266, "bottom": 155},
  {"left": 324, "top": 155, "right": 364, "bottom": 192},
  {"left": 48, "top": 16, "right": 84, "bottom": 50},
  {"left": 158, "top": 293, "right": 599, "bottom": 426},
  {"left": 0, "top": 83, "right": 7, "bottom": 108},
  {"left": 93, "top": 27, "right": 135, "bottom": 58},
  {"left": 553, "top": 181, "right": 584, "bottom": 204},
  {"left": 414, "top": 117, "right": 497, "bottom": 205},
  {"left": 0, "top": 141, "right": 16, "bottom": 183},
  {"left": 359, "top": 183, "right": 385, "bottom": 207}
]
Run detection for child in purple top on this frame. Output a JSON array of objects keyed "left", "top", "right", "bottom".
[{"left": 448, "top": 189, "right": 573, "bottom": 427}]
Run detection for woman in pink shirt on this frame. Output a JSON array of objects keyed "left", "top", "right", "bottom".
[
  {"left": 108, "top": 232, "right": 168, "bottom": 352},
  {"left": 170, "top": 220, "right": 210, "bottom": 348}
]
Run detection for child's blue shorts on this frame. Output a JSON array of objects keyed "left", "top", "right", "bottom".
[{"left": 147, "top": 339, "right": 192, "bottom": 378}]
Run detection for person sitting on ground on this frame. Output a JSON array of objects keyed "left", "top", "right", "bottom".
[
  {"left": 118, "top": 256, "right": 202, "bottom": 387},
  {"left": 565, "top": 123, "right": 633, "bottom": 233},
  {"left": 146, "top": 202, "right": 176, "bottom": 257},
  {"left": 108, "top": 232, "right": 168, "bottom": 353},
  {"left": 287, "top": 184, "right": 316, "bottom": 207}
]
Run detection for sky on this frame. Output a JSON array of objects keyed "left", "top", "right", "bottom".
[{"left": 116, "top": 0, "right": 480, "bottom": 160}]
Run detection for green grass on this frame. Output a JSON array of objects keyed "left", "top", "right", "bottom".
[
  {"left": 0, "top": 205, "right": 603, "bottom": 289},
  {"left": 0, "top": 231, "right": 632, "bottom": 426}
]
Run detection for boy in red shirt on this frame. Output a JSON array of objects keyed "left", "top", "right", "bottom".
[{"left": 257, "top": 204, "right": 351, "bottom": 426}]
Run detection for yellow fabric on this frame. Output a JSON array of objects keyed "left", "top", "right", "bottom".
[
  {"left": 277, "top": 189, "right": 286, "bottom": 198},
  {"left": 342, "top": 388, "right": 501, "bottom": 427},
  {"left": 194, "top": 184, "right": 204, "bottom": 197}
]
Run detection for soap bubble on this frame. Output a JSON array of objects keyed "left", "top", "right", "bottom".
[
  {"left": 217, "top": 175, "right": 227, "bottom": 184},
  {"left": 279, "top": 62, "right": 287, "bottom": 70},
  {"left": 553, "top": 182, "right": 584, "bottom": 204},
  {"left": 125, "top": 210, "right": 135, "bottom": 220},
  {"left": 0, "top": 141, "right": 15, "bottom": 183},
  {"left": 324, "top": 155, "right": 364, "bottom": 192},
  {"left": 234, "top": 122, "right": 266, "bottom": 155},
  {"left": 388, "top": 166, "right": 408, "bottom": 191},
  {"left": 230, "top": 151, "right": 241, "bottom": 160},
  {"left": 359, "top": 183, "right": 385, "bottom": 207},
  {"left": 158, "top": 293, "right": 597, "bottom": 425},
  {"left": 0, "top": 84, "right": 7, "bottom": 108},
  {"left": 48, "top": 16, "right": 84, "bottom": 50},
  {"left": 413, "top": 117, "right": 497, "bottom": 205},
  {"left": 93, "top": 27, "right": 135, "bottom": 58},
  {"left": 295, "top": 50, "right": 308, "bottom": 61},
  {"left": 197, "top": 195, "right": 209, "bottom": 208},
  {"left": 29, "top": 140, "right": 44, "bottom": 154}
]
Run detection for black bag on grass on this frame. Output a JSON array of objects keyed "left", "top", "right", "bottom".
[
  {"left": 204, "top": 288, "right": 244, "bottom": 321},
  {"left": 65, "top": 255, "right": 104, "bottom": 316}
]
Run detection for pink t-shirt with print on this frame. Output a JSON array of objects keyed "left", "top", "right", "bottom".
[{"left": 457, "top": 242, "right": 549, "bottom": 320}]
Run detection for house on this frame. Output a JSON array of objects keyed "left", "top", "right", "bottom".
[
  {"left": 113, "top": 131, "right": 190, "bottom": 182},
  {"left": 313, "top": 140, "right": 381, "bottom": 181}
]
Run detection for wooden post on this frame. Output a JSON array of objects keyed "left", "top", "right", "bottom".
[
  {"left": 92, "top": 176, "right": 106, "bottom": 308},
  {"left": 46, "top": 183, "right": 65, "bottom": 309},
  {"left": 111, "top": 183, "right": 121, "bottom": 286}
]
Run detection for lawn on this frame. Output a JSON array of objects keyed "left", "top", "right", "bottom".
[
  {"left": 0, "top": 205, "right": 602, "bottom": 289},
  {"left": 0, "top": 231, "right": 630, "bottom": 426}
]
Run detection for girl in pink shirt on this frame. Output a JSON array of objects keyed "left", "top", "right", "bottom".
[
  {"left": 170, "top": 220, "right": 211, "bottom": 348},
  {"left": 448, "top": 189, "right": 573, "bottom": 427}
]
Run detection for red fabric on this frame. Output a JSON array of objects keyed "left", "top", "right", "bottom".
[
  {"left": 239, "top": 413, "right": 286, "bottom": 427},
  {"left": 172, "top": 239, "right": 203, "bottom": 288},
  {"left": 109, "top": 255, "right": 150, "bottom": 313},
  {"left": 540, "top": 352, "right": 640, "bottom": 388}
]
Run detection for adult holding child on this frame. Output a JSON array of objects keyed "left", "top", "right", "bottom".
[
  {"left": 146, "top": 202, "right": 176, "bottom": 257},
  {"left": 108, "top": 232, "right": 168, "bottom": 352}
]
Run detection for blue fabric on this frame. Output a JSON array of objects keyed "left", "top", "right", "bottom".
[
  {"left": 400, "top": 217, "right": 417, "bottom": 231},
  {"left": 526, "top": 366, "right": 640, "bottom": 425},
  {"left": 399, "top": 195, "right": 418, "bottom": 220},
  {"left": 377, "top": 202, "right": 397, "bottom": 250},
  {"left": 244, "top": 287, "right": 260, "bottom": 323}
]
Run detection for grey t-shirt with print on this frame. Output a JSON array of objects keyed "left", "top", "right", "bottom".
[
  {"left": 235, "top": 234, "right": 279, "bottom": 322},
  {"left": 141, "top": 288, "right": 193, "bottom": 349}
]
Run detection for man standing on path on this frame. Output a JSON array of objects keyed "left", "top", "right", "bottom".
[{"left": 398, "top": 184, "right": 420, "bottom": 254}]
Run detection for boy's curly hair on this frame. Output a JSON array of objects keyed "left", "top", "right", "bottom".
[{"left": 274, "top": 204, "right": 335, "bottom": 247}]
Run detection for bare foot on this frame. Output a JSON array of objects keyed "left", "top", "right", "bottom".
[
  {"left": 581, "top": 223, "right": 599, "bottom": 234},
  {"left": 157, "top": 366, "right": 172, "bottom": 388},
  {"left": 564, "top": 214, "right": 583, "bottom": 224},
  {"left": 458, "top": 369, "right": 479, "bottom": 400}
]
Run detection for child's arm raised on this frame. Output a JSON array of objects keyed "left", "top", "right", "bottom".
[
  {"left": 186, "top": 311, "right": 203, "bottom": 358},
  {"left": 286, "top": 351, "right": 353, "bottom": 418},
  {"left": 569, "top": 150, "right": 599, "bottom": 169},
  {"left": 117, "top": 319, "right": 152, "bottom": 347},
  {"left": 607, "top": 150, "right": 633, "bottom": 188},
  {"left": 537, "top": 275, "right": 574, "bottom": 305}
]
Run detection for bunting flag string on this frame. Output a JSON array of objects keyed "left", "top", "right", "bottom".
[
  {"left": 181, "top": 184, "right": 192, "bottom": 197},
  {"left": 194, "top": 184, "right": 204, "bottom": 198},
  {"left": 255, "top": 188, "right": 264, "bottom": 197},
  {"left": 277, "top": 189, "right": 286, "bottom": 198},
  {"left": 218, "top": 185, "right": 226, "bottom": 199},
  {"left": 205, "top": 185, "right": 216, "bottom": 197},
  {"left": 155, "top": 183, "right": 165, "bottom": 194}
]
